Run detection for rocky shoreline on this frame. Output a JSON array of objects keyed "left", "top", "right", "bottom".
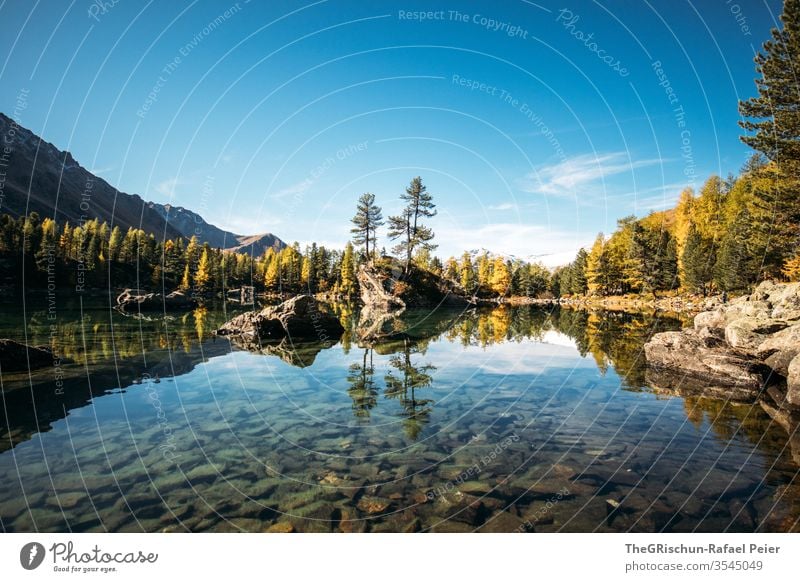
[
  {"left": 504, "top": 293, "right": 724, "bottom": 314},
  {"left": 644, "top": 281, "right": 800, "bottom": 461}
]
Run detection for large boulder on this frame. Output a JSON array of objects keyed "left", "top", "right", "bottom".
[
  {"left": 724, "top": 318, "right": 788, "bottom": 354},
  {"left": 357, "top": 262, "right": 470, "bottom": 313},
  {"left": 0, "top": 339, "right": 54, "bottom": 372},
  {"left": 788, "top": 355, "right": 800, "bottom": 406},
  {"left": 753, "top": 281, "right": 800, "bottom": 321},
  {"left": 116, "top": 289, "right": 197, "bottom": 312},
  {"left": 757, "top": 326, "right": 800, "bottom": 376},
  {"left": 644, "top": 329, "right": 766, "bottom": 391},
  {"left": 216, "top": 295, "right": 344, "bottom": 343},
  {"left": 646, "top": 281, "right": 800, "bottom": 403},
  {"left": 357, "top": 265, "right": 406, "bottom": 313}
]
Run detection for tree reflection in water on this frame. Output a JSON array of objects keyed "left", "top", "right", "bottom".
[{"left": 384, "top": 338, "right": 436, "bottom": 440}]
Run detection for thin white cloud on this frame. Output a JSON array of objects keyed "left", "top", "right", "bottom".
[
  {"left": 269, "top": 179, "right": 313, "bottom": 201},
  {"left": 487, "top": 202, "right": 517, "bottom": 211},
  {"left": 518, "top": 152, "right": 660, "bottom": 196},
  {"left": 89, "top": 166, "right": 114, "bottom": 175},
  {"left": 155, "top": 177, "right": 180, "bottom": 198},
  {"left": 625, "top": 182, "right": 686, "bottom": 211}
]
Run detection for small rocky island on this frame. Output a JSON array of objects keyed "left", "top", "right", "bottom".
[
  {"left": 355, "top": 261, "right": 471, "bottom": 341},
  {"left": 217, "top": 295, "right": 344, "bottom": 342},
  {"left": 116, "top": 288, "right": 197, "bottom": 312}
]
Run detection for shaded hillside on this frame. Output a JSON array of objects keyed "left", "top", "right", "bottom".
[
  {"left": 0, "top": 112, "right": 284, "bottom": 253},
  {"left": 0, "top": 112, "right": 182, "bottom": 241}
]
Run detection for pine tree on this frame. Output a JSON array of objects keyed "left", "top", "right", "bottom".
[
  {"left": 184, "top": 235, "right": 200, "bottom": 273},
  {"left": 460, "top": 252, "right": 476, "bottom": 294},
  {"left": 783, "top": 252, "right": 800, "bottom": 280},
  {"left": 682, "top": 227, "right": 716, "bottom": 295},
  {"left": 264, "top": 253, "right": 280, "bottom": 292},
  {"left": 586, "top": 234, "right": 610, "bottom": 296},
  {"left": 340, "top": 242, "right": 357, "bottom": 297},
  {"left": 108, "top": 226, "right": 123, "bottom": 262},
  {"left": 489, "top": 257, "right": 512, "bottom": 296},
  {"left": 179, "top": 264, "right": 191, "bottom": 292},
  {"left": 387, "top": 176, "right": 436, "bottom": 269},
  {"left": 476, "top": 252, "right": 491, "bottom": 290},
  {"left": 571, "top": 248, "right": 589, "bottom": 294},
  {"left": 714, "top": 207, "right": 756, "bottom": 291},
  {"left": 673, "top": 188, "right": 695, "bottom": 285},
  {"left": 739, "top": 0, "right": 800, "bottom": 169},
  {"left": 627, "top": 224, "right": 678, "bottom": 297},
  {"left": 694, "top": 176, "right": 726, "bottom": 242},
  {"left": 739, "top": 0, "right": 800, "bottom": 273},
  {"left": 195, "top": 248, "right": 211, "bottom": 292},
  {"left": 35, "top": 218, "right": 57, "bottom": 272},
  {"left": 444, "top": 257, "right": 459, "bottom": 282},
  {"left": 350, "top": 192, "right": 383, "bottom": 260},
  {"left": 429, "top": 255, "right": 443, "bottom": 276}
]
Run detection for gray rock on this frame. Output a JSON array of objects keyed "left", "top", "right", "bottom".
[
  {"left": 757, "top": 326, "right": 800, "bottom": 376},
  {"left": 644, "top": 330, "right": 766, "bottom": 390},
  {"left": 216, "top": 295, "right": 343, "bottom": 342},
  {"left": 647, "top": 282, "right": 800, "bottom": 400},
  {"left": 357, "top": 265, "right": 406, "bottom": 313},
  {"left": 788, "top": 354, "right": 800, "bottom": 406},
  {"left": 116, "top": 288, "right": 197, "bottom": 312},
  {"left": 741, "top": 301, "right": 772, "bottom": 319},
  {"left": 693, "top": 309, "right": 725, "bottom": 331},
  {"left": 724, "top": 318, "right": 788, "bottom": 354},
  {"left": 479, "top": 510, "right": 528, "bottom": 533},
  {"left": 0, "top": 339, "right": 55, "bottom": 371}
]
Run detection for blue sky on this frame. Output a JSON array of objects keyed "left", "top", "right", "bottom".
[{"left": 0, "top": 0, "right": 783, "bottom": 264}]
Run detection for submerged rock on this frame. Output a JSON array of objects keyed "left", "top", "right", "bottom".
[
  {"left": 216, "top": 295, "right": 344, "bottom": 343},
  {"left": 644, "top": 281, "right": 800, "bottom": 404},
  {"left": 0, "top": 339, "right": 55, "bottom": 371},
  {"left": 356, "top": 495, "right": 392, "bottom": 515},
  {"left": 116, "top": 288, "right": 197, "bottom": 312}
]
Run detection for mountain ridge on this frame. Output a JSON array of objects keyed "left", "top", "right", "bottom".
[{"left": 0, "top": 112, "right": 284, "bottom": 254}]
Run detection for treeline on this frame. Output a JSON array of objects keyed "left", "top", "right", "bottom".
[
  {"left": 0, "top": 213, "right": 360, "bottom": 296},
  {"left": 349, "top": 176, "right": 554, "bottom": 299},
  {"left": 554, "top": 160, "right": 800, "bottom": 298},
  {"left": 556, "top": 0, "right": 800, "bottom": 297},
  {"left": 4, "top": 0, "right": 797, "bottom": 301}
]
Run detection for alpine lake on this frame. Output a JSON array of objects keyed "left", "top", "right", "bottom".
[{"left": 1, "top": 295, "right": 798, "bottom": 533}]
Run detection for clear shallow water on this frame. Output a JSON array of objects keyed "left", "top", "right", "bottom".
[{"left": 1, "top": 300, "right": 799, "bottom": 532}]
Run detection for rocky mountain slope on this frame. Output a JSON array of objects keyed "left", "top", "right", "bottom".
[
  {"left": 0, "top": 112, "right": 284, "bottom": 253},
  {"left": 147, "top": 203, "right": 284, "bottom": 255}
]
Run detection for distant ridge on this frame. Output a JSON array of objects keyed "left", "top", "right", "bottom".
[
  {"left": 147, "top": 202, "right": 285, "bottom": 256},
  {"left": 0, "top": 112, "right": 285, "bottom": 254}
]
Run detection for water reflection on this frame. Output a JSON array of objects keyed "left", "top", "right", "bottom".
[
  {"left": 384, "top": 338, "right": 436, "bottom": 441},
  {"left": 1, "top": 299, "right": 798, "bottom": 533},
  {"left": 347, "top": 348, "right": 378, "bottom": 421}
]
